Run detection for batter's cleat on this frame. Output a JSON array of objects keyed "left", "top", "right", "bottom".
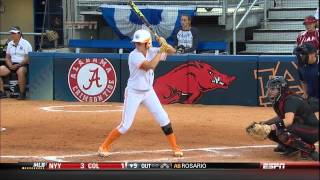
[
  {"left": 98, "top": 146, "right": 111, "bottom": 157},
  {"left": 173, "top": 147, "right": 183, "bottom": 157},
  {"left": 0, "top": 127, "right": 6, "bottom": 132}
]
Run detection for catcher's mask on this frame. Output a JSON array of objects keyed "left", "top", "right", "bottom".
[{"left": 266, "top": 76, "right": 288, "bottom": 104}]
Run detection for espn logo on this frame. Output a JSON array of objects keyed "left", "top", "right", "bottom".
[{"left": 262, "top": 163, "right": 286, "bottom": 170}]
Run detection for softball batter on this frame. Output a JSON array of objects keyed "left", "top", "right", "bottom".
[{"left": 98, "top": 29, "right": 183, "bottom": 157}]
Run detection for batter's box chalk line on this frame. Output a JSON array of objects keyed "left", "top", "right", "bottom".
[
  {"left": 39, "top": 104, "right": 124, "bottom": 113},
  {"left": 1, "top": 144, "right": 277, "bottom": 162}
]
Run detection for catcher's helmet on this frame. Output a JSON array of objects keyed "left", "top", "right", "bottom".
[{"left": 266, "top": 76, "right": 288, "bottom": 104}]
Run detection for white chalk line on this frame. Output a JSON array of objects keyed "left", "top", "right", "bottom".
[
  {"left": 1, "top": 144, "right": 276, "bottom": 162},
  {"left": 39, "top": 104, "right": 124, "bottom": 113},
  {"left": 127, "top": 152, "right": 242, "bottom": 162}
]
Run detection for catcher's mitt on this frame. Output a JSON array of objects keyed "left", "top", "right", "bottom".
[{"left": 246, "top": 122, "right": 272, "bottom": 141}]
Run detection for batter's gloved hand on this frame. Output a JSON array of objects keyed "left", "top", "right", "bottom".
[
  {"left": 246, "top": 122, "right": 272, "bottom": 141},
  {"left": 157, "top": 36, "right": 167, "bottom": 46},
  {"left": 159, "top": 43, "right": 170, "bottom": 53}
]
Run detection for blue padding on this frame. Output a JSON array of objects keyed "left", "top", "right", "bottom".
[
  {"left": 69, "top": 39, "right": 227, "bottom": 51},
  {"left": 258, "top": 55, "right": 296, "bottom": 62},
  {"left": 198, "top": 41, "right": 227, "bottom": 50},
  {"left": 69, "top": 40, "right": 134, "bottom": 49},
  {"left": 54, "top": 52, "right": 121, "bottom": 59},
  {"left": 188, "top": 54, "right": 258, "bottom": 62}
]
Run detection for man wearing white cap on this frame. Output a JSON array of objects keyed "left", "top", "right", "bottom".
[{"left": 0, "top": 26, "right": 32, "bottom": 100}]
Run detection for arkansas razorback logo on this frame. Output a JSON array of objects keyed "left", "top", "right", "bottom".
[{"left": 154, "top": 61, "right": 236, "bottom": 104}]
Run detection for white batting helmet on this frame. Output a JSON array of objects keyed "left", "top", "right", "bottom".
[{"left": 131, "top": 29, "right": 152, "bottom": 46}]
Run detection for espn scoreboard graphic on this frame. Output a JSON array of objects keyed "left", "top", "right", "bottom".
[{"left": 1, "top": 162, "right": 319, "bottom": 170}]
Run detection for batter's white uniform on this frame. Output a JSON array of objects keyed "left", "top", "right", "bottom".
[{"left": 117, "top": 47, "right": 169, "bottom": 134}]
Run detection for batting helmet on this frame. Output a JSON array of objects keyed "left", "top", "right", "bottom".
[
  {"left": 266, "top": 76, "right": 288, "bottom": 104},
  {"left": 131, "top": 29, "right": 152, "bottom": 48},
  {"left": 303, "top": 16, "right": 316, "bottom": 25}
]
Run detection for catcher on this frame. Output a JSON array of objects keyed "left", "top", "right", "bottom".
[{"left": 246, "top": 76, "right": 319, "bottom": 161}]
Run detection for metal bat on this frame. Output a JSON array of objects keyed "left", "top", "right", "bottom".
[{"left": 128, "top": 0, "right": 160, "bottom": 39}]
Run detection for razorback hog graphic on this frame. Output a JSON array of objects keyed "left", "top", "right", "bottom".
[{"left": 153, "top": 61, "right": 236, "bottom": 104}]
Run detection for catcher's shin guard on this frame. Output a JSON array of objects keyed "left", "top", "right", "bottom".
[
  {"left": 270, "top": 132, "right": 299, "bottom": 156},
  {"left": 277, "top": 131, "right": 317, "bottom": 159}
]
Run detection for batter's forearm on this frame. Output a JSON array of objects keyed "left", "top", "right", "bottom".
[
  {"left": 140, "top": 53, "right": 162, "bottom": 70},
  {"left": 166, "top": 45, "right": 176, "bottom": 55}
]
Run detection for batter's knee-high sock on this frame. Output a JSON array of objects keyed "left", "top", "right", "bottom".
[
  {"left": 101, "top": 128, "right": 121, "bottom": 149},
  {"left": 166, "top": 133, "right": 180, "bottom": 150}
]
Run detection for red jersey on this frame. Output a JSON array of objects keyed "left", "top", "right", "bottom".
[{"left": 296, "top": 29, "right": 319, "bottom": 50}]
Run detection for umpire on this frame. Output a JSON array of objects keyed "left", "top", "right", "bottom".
[{"left": 293, "top": 42, "right": 319, "bottom": 99}]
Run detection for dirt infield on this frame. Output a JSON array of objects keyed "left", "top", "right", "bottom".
[{"left": 0, "top": 99, "right": 318, "bottom": 163}]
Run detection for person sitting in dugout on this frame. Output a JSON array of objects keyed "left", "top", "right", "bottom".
[{"left": 0, "top": 26, "right": 32, "bottom": 100}]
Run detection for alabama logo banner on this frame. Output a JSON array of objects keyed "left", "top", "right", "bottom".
[{"left": 99, "top": 5, "right": 195, "bottom": 40}]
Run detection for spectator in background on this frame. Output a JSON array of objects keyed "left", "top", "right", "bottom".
[
  {"left": 296, "top": 16, "right": 319, "bottom": 52},
  {"left": 293, "top": 42, "right": 319, "bottom": 100},
  {"left": 173, "top": 15, "right": 199, "bottom": 54},
  {"left": 0, "top": 26, "right": 32, "bottom": 100}
]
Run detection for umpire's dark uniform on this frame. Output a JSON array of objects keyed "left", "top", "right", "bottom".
[
  {"left": 298, "top": 58, "right": 319, "bottom": 99},
  {"left": 294, "top": 42, "right": 319, "bottom": 99}
]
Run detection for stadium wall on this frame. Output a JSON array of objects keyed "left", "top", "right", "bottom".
[{"left": 29, "top": 53, "right": 299, "bottom": 106}]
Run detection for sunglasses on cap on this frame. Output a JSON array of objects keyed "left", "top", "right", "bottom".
[{"left": 9, "top": 26, "right": 21, "bottom": 34}]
